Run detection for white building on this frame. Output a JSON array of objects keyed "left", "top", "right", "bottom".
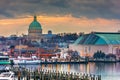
[{"left": 70, "top": 32, "right": 120, "bottom": 57}]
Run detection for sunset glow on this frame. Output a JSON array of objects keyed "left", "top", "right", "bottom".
[{"left": 0, "top": 15, "right": 120, "bottom": 36}]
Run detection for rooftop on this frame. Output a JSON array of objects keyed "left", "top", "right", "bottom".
[
  {"left": 29, "top": 16, "right": 42, "bottom": 30},
  {"left": 74, "top": 32, "right": 120, "bottom": 45}
]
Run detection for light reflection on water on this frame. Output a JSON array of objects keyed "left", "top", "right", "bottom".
[{"left": 19, "top": 63, "right": 120, "bottom": 80}]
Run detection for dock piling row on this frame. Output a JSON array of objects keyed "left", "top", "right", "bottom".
[{"left": 11, "top": 67, "right": 101, "bottom": 80}]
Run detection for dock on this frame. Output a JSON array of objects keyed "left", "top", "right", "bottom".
[
  {"left": 11, "top": 66, "right": 101, "bottom": 80},
  {"left": 40, "top": 61, "right": 88, "bottom": 64}
]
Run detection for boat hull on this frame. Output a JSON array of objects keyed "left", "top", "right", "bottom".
[
  {"left": 0, "top": 61, "right": 11, "bottom": 65},
  {"left": 14, "top": 60, "right": 41, "bottom": 65}
]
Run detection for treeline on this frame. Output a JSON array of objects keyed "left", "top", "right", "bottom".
[
  {"left": 93, "top": 50, "right": 116, "bottom": 59},
  {"left": 49, "top": 32, "right": 84, "bottom": 43}
]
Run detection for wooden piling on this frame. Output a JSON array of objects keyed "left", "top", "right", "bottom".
[
  {"left": 11, "top": 66, "right": 101, "bottom": 80},
  {"left": 18, "top": 70, "right": 20, "bottom": 80}
]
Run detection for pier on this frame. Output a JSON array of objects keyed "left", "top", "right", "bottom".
[{"left": 10, "top": 66, "right": 101, "bottom": 80}]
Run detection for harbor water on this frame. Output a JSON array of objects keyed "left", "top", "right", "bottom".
[
  {"left": 15, "top": 62, "right": 120, "bottom": 80},
  {"left": 39, "top": 63, "right": 120, "bottom": 80}
]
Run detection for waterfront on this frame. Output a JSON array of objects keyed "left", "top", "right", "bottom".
[{"left": 18, "top": 63, "right": 120, "bottom": 80}]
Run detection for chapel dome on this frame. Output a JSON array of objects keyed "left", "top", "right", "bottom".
[{"left": 29, "top": 16, "right": 42, "bottom": 30}]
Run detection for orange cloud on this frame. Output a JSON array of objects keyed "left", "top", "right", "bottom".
[{"left": 0, "top": 15, "right": 119, "bottom": 36}]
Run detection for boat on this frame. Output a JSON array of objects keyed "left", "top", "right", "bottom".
[
  {"left": 0, "top": 56, "right": 11, "bottom": 65},
  {"left": 13, "top": 56, "right": 41, "bottom": 65},
  {"left": 0, "top": 71, "right": 15, "bottom": 80},
  {"left": 16, "top": 59, "right": 41, "bottom": 65}
]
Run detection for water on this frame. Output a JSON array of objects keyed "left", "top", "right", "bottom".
[{"left": 19, "top": 62, "right": 120, "bottom": 80}]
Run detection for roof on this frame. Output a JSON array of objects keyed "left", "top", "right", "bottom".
[
  {"left": 29, "top": 16, "right": 42, "bottom": 30},
  {"left": 74, "top": 32, "right": 120, "bottom": 45}
]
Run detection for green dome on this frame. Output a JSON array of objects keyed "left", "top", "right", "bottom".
[{"left": 29, "top": 16, "right": 42, "bottom": 30}]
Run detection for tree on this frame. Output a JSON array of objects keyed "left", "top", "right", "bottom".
[
  {"left": 106, "top": 54, "right": 116, "bottom": 59},
  {"left": 93, "top": 50, "right": 106, "bottom": 59}
]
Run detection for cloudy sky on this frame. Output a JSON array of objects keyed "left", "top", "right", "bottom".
[{"left": 0, "top": 0, "right": 120, "bottom": 36}]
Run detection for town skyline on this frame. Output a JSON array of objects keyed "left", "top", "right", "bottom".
[{"left": 0, "top": 0, "right": 120, "bottom": 36}]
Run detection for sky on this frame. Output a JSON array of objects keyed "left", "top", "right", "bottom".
[{"left": 0, "top": 0, "right": 120, "bottom": 36}]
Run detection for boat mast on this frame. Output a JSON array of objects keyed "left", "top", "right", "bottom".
[{"left": 19, "top": 39, "right": 21, "bottom": 57}]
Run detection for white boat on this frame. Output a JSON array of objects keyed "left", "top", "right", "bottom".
[
  {"left": 16, "top": 59, "right": 41, "bottom": 65},
  {"left": 0, "top": 71, "right": 15, "bottom": 80},
  {"left": 13, "top": 56, "right": 41, "bottom": 65}
]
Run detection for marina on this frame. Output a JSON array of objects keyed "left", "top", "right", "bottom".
[
  {"left": 0, "top": 62, "right": 119, "bottom": 80},
  {"left": 19, "top": 63, "right": 120, "bottom": 80},
  {"left": 0, "top": 65, "right": 101, "bottom": 80}
]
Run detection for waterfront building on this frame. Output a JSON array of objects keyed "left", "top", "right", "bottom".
[{"left": 69, "top": 32, "right": 120, "bottom": 57}]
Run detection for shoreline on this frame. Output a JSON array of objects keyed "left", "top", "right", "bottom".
[{"left": 16, "top": 60, "right": 120, "bottom": 65}]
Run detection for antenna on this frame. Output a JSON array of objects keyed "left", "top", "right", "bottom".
[{"left": 16, "top": 31, "right": 18, "bottom": 37}]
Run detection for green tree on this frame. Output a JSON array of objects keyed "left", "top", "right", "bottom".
[
  {"left": 106, "top": 54, "right": 116, "bottom": 59},
  {"left": 93, "top": 50, "right": 106, "bottom": 59}
]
